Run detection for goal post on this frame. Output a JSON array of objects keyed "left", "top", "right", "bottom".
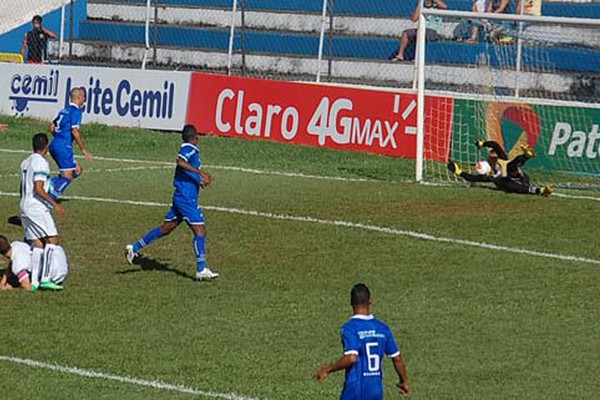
[{"left": 415, "top": 7, "right": 600, "bottom": 189}]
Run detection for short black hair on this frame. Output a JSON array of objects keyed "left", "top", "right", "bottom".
[
  {"left": 32, "top": 15, "right": 42, "bottom": 24},
  {"left": 32, "top": 133, "right": 49, "bottom": 152},
  {"left": 350, "top": 283, "right": 371, "bottom": 306},
  {"left": 0, "top": 235, "right": 10, "bottom": 256},
  {"left": 182, "top": 125, "right": 197, "bottom": 143}
]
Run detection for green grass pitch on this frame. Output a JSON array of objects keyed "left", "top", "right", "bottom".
[{"left": 0, "top": 115, "right": 599, "bottom": 399}]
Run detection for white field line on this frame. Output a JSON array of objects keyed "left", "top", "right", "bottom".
[
  {"left": 2, "top": 148, "right": 599, "bottom": 199},
  {"left": 0, "top": 355, "right": 261, "bottom": 400},
  {"left": 0, "top": 165, "right": 172, "bottom": 179},
  {"left": 553, "top": 193, "right": 600, "bottom": 202},
  {"left": 0, "top": 191, "right": 598, "bottom": 266},
  {"left": 0, "top": 148, "right": 400, "bottom": 184}
]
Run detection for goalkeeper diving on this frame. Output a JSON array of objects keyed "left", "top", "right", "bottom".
[{"left": 448, "top": 140, "right": 552, "bottom": 196}]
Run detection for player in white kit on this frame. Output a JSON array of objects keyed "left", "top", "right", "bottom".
[
  {"left": 0, "top": 236, "right": 68, "bottom": 291},
  {"left": 18, "top": 133, "right": 67, "bottom": 290}
]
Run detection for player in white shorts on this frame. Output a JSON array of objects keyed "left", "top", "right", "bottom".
[
  {"left": 0, "top": 236, "right": 68, "bottom": 291},
  {"left": 19, "top": 133, "right": 66, "bottom": 290}
]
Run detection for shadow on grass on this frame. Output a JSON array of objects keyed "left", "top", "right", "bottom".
[{"left": 117, "top": 255, "right": 197, "bottom": 282}]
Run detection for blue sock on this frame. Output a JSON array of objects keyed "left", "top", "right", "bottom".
[
  {"left": 193, "top": 235, "right": 206, "bottom": 273},
  {"left": 50, "top": 176, "right": 72, "bottom": 199},
  {"left": 133, "top": 227, "right": 164, "bottom": 253}
]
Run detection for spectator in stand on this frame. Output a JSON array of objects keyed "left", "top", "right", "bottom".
[
  {"left": 486, "top": 0, "right": 515, "bottom": 42},
  {"left": 516, "top": 0, "right": 542, "bottom": 16},
  {"left": 393, "top": 0, "right": 448, "bottom": 62},
  {"left": 456, "top": 0, "right": 489, "bottom": 43},
  {"left": 21, "top": 15, "right": 57, "bottom": 64},
  {"left": 488, "top": 0, "right": 512, "bottom": 13}
]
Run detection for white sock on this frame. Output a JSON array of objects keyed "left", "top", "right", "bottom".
[{"left": 31, "top": 247, "right": 44, "bottom": 288}]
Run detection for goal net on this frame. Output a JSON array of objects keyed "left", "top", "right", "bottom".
[{"left": 418, "top": 9, "right": 600, "bottom": 189}]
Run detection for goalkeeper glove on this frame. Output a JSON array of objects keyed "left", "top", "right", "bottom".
[
  {"left": 520, "top": 144, "right": 537, "bottom": 159},
  {"left": 447, "top": 160, "right": 462, "bottom": 176}
]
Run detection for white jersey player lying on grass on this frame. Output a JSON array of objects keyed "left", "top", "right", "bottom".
[
  {"left": 0, "top": 236, "right": 68, "bottom": 291},
  {"left": 17, "top": 133, "right": 68, "bottom": 290}
]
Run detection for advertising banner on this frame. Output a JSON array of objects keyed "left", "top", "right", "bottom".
[
  {"left": 187, "top": 73, "right": 454, "bottom": 159},
  {"left": 0, "top": 63, "right": 191, "bottom": 130},
  {"left": 452, "top": 99, "right": 600, "bottom": 176}
]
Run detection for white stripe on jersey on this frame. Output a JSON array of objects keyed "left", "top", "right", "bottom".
[{"left": 20, "top": 153, "right": 51, "bottom": 214}]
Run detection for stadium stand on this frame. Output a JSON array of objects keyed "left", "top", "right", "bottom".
[{"left": 5, "top": 0, "right": 595, "bottom": 89}]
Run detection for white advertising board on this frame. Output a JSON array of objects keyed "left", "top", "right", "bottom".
[{"left": 0, "top": 64, "right": 191, "bottom": 130}]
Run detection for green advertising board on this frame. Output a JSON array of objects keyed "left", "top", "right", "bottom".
[{"left": 451, "top": 98, "right": 600, "bottom": 183}]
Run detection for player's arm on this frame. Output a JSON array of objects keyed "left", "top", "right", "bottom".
[
  {"left": 176, "top": 158, "right": 213, "bottom": 188},
  {"left": 0, "top": 269, "right": 12, "bottom": 290},
  {"left": 494, "top": 0, "right": 511, "bottom": 13},
  {"left": 34, "top": 181, "right": 65, "bottom": 216},
  {"left": 392, "top": 354, "right": 409, "bottom": 396},
  {"left": 71, "top": 127, "right": 93, "bottom": 160},
  {"left": 435, "top": 0, "right": 448, "bottom": 10},
  {"left": 19, "top": 276, "right": 32, "bottom": 291},
  {"left": 43, "top": 27, "right": 57, "bottom": 39},
  {"left": 475, "top": 140, "right": 508, "bottom": 160},
  {"left": 316, "top": 354, "right": 358, "bottom": 381},
  {"left": 21, "top": 33, "right": 28, "bottom": 60},
  {"left": 411, "top": 3, "right": 421, "bottom": 22},
  {"left": 317, "top": 326, "right": 360, "bottom": 381}
]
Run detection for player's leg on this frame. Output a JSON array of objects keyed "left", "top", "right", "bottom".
[
  {"left": 21, "top": 209, "right": 59, "bottom": 290},
  {"left": 181, "top": 201, "right": 219, "bottom": 280},
  {"left": 125, "top": 208, "right": 180, "bottom": 264},
  {"left": 29, "top": 239, "right": 45, "bottom": 291},
  {"left": 496, "top": 178, "right": 549, "bottom": 195},
  {"left": 49, "top": 146, "right": 79, "bottom": 199},
  {"left": 42, "top": 244, "right": 68, "bottom": 288}
]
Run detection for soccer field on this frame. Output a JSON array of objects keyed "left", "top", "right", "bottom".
[{"left": 1, "top": 116, "right": 599, "bottom": 400}]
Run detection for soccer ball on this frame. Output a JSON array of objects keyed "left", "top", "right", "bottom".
[{"left": 475, "top": 160, "right": 491, "bottom": 175}]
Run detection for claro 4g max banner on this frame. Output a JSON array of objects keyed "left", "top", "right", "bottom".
[{"left": 186, "top": 73, "right": 454, "bottom": 160}]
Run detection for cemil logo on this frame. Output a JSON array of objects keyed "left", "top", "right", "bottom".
[
  {"left": 486, "top": 102, "right": 540, "bottom": 159},
  {"left": 9, "top": 69, "right": 60, "bottom": 115}
]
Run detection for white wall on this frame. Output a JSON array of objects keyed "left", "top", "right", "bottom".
[{"left": 0, "top": 0, "right": 62, "bottom": 34}]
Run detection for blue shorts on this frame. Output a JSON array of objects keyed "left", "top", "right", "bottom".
[
  {"left": 164, "top": 196, "right": 205, "bottom": 225},
  {"left": 341, "top": 381, "right": 383, "bottom": 400},
  {"left": 49, "top": 141, "right": 77, "bottom": 172}
]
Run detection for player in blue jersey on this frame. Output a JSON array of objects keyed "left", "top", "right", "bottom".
[
  {"left": 125, "top": 125, "right": 219, "bottom": 281},
  {"left": 317, "top": 284, "right": 409, "bottom": 399},
  {"left": 48, "top": 87, "right": 94, "bottom": 200}
]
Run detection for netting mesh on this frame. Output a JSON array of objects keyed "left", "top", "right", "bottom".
[{"left": 422, "top": 12, "right": 600, "bottom": 189}]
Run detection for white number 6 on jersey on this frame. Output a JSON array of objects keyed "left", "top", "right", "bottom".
[{"left": 366, "top": 342, "right": 380, "bottom": 372}]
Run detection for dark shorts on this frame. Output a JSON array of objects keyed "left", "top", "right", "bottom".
[{"left": 404, "top": 28, "right": 439, "bottom": 42}]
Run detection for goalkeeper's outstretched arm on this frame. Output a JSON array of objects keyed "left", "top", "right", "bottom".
[
  {"left": 475, "top": 140, "right": 508, "bottom": 160},
  {"left": 447, "top": 161, "right": 493, "bottom": 183}
]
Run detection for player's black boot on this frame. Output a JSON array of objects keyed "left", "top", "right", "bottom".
[{"left": 7, "top": 215, "right": 22, "bottom": 227}]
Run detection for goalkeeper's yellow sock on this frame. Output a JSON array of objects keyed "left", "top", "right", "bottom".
[{"left": 540, "top": 184, "right": 553, "bottom": 196}]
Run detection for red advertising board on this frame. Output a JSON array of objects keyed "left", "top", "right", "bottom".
[{"left": 187, "top": 73, "right": 453, "bottom": 160}]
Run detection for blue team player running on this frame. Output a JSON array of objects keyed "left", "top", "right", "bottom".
[
  {"left": 48, "top": 87, "right": 94, "bottom": 199},
  {"left": 317, "top": 284, "right": 409, "bottom": 399},
  {"left": 125, "top": 125, "right": 219, "bottom": 281}
]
